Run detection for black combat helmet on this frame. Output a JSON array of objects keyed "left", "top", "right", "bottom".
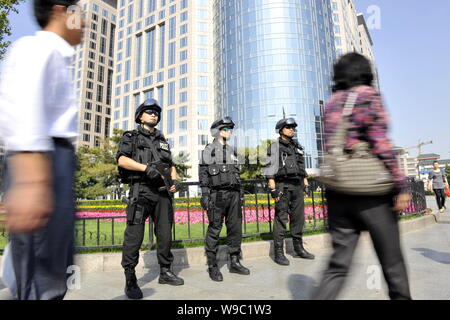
[
  {"left": 135, "top": 99, "right": 162, "bottom": 124},
  {"left": 275, "top": 118, "right": 297, "bottom": 134},
  {"left": 210, "top": 117, "right": 235, "bottom": 136}
]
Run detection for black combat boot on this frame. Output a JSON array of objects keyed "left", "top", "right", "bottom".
[
  {"left": 274, "top": 241, "right": 290, "bottom": 266},
  {"left": 208, "top": 264, "right": 224, "bottom": 282},
  {"left": 159, "top": 266, "right": 185, "bottom": 286},
  {"left": 229, "top": 255, "right": 250, "bottom": 275},
  {"left": 124, "top": 270, "right": 143, "bottom": 300},
  {"left": 293, "top": 239, "right": 315, "bottom": 260}
]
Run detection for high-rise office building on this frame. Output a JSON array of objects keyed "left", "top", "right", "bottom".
[
  {"left": 331, "top": 1, "right": 379, "bottom": 88},
  {"left": 112, "top": 0, "right": 215, "bottom": 188},
  {"left": 330, "top": 0, "right": 360, "bottom": 57},
  {"left": 74, "top": 0, "right": 117, "bottom": 148},
  {"left": 214, "top": 0, "right": 336, "bottom": 171}
]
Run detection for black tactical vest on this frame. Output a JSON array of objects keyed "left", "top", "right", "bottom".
[
  {"left": 203, "top": 142, "right": 240, "bottom": 189},
  {"left": 275, "top": 139, "right": 307, "bottom": 179}
]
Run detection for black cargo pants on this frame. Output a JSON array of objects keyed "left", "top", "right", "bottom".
[
  {"left": 121, "top": 185, "right": 174, "bottom": 271},
  {"left": 204, "top": 189, "right": 242, "bottom": 265}
]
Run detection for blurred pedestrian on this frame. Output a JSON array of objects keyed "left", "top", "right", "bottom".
[
  {"left": 428, "top": 161, "right": 448, "bottom": 213},
  {"left": 312, "top": 53, "right": 412, "bottom": 300},
  {"left": 0, "top": 0, "right": 84, "bottom": 300}
]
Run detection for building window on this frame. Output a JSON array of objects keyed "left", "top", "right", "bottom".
[
  {"left": 180, "top": 11, "right": 188, "bottom": 22},
  {"left": 180, "top": 24, "right": 188, "bottom": 35},
  {"left": 148, "top": 0, "right": 156, "bottom": 13},
  {"left": 83, "top": 123, "right": 91, "bottom": 131},
  {"left": 135, "top": 34, "right": 142, "bottom": 77},
  {"left": 197, "top": 76, "right": 207, "bottom": 87},
  {"left": 169, "top": 42, "right": 176, "bottom": 65},
  {"left": 159, "top": 24, "right": 166, "bottom": 68},
  {"left": 179, "top": 120, "right": 187, "bottom": 131},
  {"left": 179, "top": 77, "right": 188, "bottom": 89},
  {"left": 167, "top": 109, "right": 175, "bottom": 134},
  {"left": 168, "top": 67, "right": 176, "bottom": 78},
  {"left": 179, "top": 106, "right": 187, "bottom": 117},
  {"left": 197, "top": 35, "right": 207, "bottom": 45},
  {"left": 198, "top": 134, "right": 208, "bottom": 146},
  {"left": 180, "top": 37, "right": 188, "bottom": 48},
  {"left": 197, "top": 48, "right": 207, "bottom": 58},
  {"left": 179, "top": 136, "right": 187, "bottom": 147},
  {"left": 146, "top": 29, "right": 156, "bottom": 73},
  {"left": 197, "top": 22, "right": 207, "bottom": 32},
  {"left": 169, "top": 17, "right": 176, "bottom": 39},
  {"left": 197, "top": 9, "right": 208, "bottom": 19},
  {"left": 84, "top": 112, "right": 91, "bottom": 121},
  {"left": 180, "top": 50, "right": 187, "bottom": 61},
  {"left": 179, "top": 91, "right": 187, "bottom": 103},
  {"left": 96, "top": 105, "right": 102, "bottom": 113},
  {"left": 197, "top": 62, "right": 208, "bottom": 72},
  {"left": 98, "top": 65, "right": 105, "bottom": 82},
  {"left": 83, "top": 134, "right": 90, "bottom": 142},
  {"left": 180, "top": 63, "right": 188, "bottom": 74},
  {"left": 168, "top": 81, "right": 176, "bottom": 106},
  {"left": 198, "top": 119, "right": 208, "bottom": 130},
  {"left": 197, "top": 90, "right": 208, "bottom": 101},
  {"left": 197, "top": 105, "right": 208, "bottom": 115},
  {"left": 95, "top": 115, "right": 102, "bottom": 133}
]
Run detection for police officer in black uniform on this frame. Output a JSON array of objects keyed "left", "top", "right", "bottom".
[
  {"left": 199, "top": 117, "right": 250, "bottom": 282},
  {"left": 263, "top": 118, "right": 315, "bottom": 266},
  {"left": 116, "top": 99, "right": 184, "bottom": 299}
]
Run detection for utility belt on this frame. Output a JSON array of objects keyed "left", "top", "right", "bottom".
[
  {"left": 210, "top": 184, "right": 240, "bottom": 192},
  {"left": 275, "top": 177, "right": 304, "bottom": 185}
]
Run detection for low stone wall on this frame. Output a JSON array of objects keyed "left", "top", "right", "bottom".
[{"left": 73, "top": 212, "right": 442, "bottom": 273}]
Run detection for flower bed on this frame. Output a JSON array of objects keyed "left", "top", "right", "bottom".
[{"left": 75, "top": 204, "right": 328, "bottom": 225}]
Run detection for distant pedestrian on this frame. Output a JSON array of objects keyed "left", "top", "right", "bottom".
[
  {"left": 312, "top": 53, "right": 412, "bottom": 300},
  {"left": 0, "top": 0, "right": 84, "bottom": 300},
  {"left": 428, "top": 161, "right": 448, "bottom": 213}
]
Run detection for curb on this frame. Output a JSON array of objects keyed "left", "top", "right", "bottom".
[{"left": 73, "top": 211, "right": 442, "bottom": 273}]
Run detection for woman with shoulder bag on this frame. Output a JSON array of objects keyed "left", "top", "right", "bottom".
[{"left": 312, "top": 53, "right": 412, "bottom": 300}]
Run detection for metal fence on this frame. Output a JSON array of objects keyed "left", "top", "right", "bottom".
[
  {"left": 70, "top": 178, "right": 427, "bottom": 251},
  {"left": 0, "top": 178, "right": 427, "bottom": 253}
]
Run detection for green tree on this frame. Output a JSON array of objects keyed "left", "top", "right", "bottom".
[
  {"left": 0, "top": 0, "right": 24, "bottom": 60},
  {"left": 173, "top": 151, "right": 191, "bottom": 182},
  {"left": 75, "top": 129, "right": 123, "bottom": 199},
  {"left": 239, "top": 139, "right": 274, "bottom": 180}
]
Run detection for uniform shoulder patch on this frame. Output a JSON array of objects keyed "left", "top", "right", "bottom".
[
  {"left": 123, "top": 130, "right": 136, "bottom": 138},
  {"left": 159, "top": 141, "right": 170, "bottom": 151}
]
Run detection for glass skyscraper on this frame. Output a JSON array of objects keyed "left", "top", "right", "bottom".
[{"left": 213, "top": 0, "right": 335, "bottom": 170}]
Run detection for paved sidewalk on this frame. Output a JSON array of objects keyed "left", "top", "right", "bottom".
[
  {"left": 65, "top": 213, "right": 450, "bottom": 300},
  {"left": 1, "top": 198, "right": 448, "bottom": 300}
]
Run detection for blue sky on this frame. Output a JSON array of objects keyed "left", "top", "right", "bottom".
[{"left": 6, "top": 0, "right": 450, "bottom": 159}]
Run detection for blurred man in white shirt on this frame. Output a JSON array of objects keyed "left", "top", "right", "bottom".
[{"left": 0, "top": 0, "right": 84, "bottom": 300}]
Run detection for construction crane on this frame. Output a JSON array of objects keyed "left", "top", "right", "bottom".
[{"left": 404, "top": 140, "right": 433, "bottom": 156}]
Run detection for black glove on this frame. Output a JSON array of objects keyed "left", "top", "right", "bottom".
[
  {"left": 304, "top": 185, "right": 311, "bottom": 197},
  {"left": 145, "top": 164, "right": 160, "bottom": 180},
  {"left": 201, "top": 194, "right": 211, "bottom": 210},
  {"left": 173, "top": 180, "right": 180, "bottom": 190},
  {"left": 270, "top": 189, "right": 281, "bottom": 199}
]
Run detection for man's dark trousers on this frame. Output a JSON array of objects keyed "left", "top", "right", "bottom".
[
  {"left": 8, "top": 138, "right": 76, "bottom": 300},
  {"left": 122, "top": 185, "right": 174, "bottom": 270},
  {"left": 205, "top": 189, "right": 242, "bottom": 265},
  {"left": 273, "top": 182, "right": 305, "bottom": 244}
]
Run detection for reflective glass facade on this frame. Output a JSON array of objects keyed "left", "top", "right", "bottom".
[{"left": 214, "top": 0, "right": 335, "bottom": 169}]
